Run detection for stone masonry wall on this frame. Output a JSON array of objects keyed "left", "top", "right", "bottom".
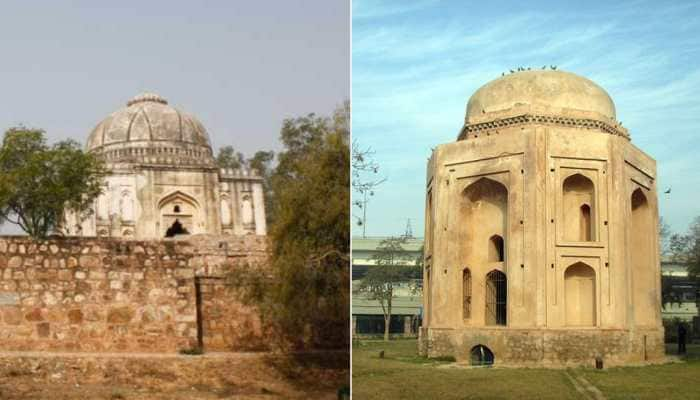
[
  {"left": 421, "top": 327, "right": 665, "bottom": 367},
  {"left": 0, "top": 234, "right": 268, "bottom": 352}
]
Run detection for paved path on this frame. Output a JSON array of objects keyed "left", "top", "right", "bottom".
[{"left": 564, "top": 370, "right": 606, "bottom": 400}]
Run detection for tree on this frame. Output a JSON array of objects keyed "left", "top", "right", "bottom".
[
  {"left": 248, "top": 150, "right": 275, "bottom": 225},
  {"left": 357, "top": 236, "right": 420, "bottom": 341},
  {"left": 229, "top": 102, "right": 350, "bottom": 350},
  {"left": 215, "top": 146, "right": 245, "bottom": 170},
  {"left": 352, "top": 141, "right": 385, "bottom": 237},
  {"left": 0, "top": 127, "right": 105, "bottom": 239},
  {"left": 667, "top": 217, "right": 700, "bottom": 315}
]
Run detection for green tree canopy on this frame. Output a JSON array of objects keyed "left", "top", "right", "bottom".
[
  {"left": 0, "top": 127, "right": 105, "bottom": 239},
  {"left": 228, "top": 102, "right": 349, "bottom": 350},
  {"left": 215, "top": 146, "right": 246, "bottom": 170}
]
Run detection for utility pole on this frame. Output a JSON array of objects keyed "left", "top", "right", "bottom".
[{"left": 404, "top": 218, "right": 413, "bottom": 238}]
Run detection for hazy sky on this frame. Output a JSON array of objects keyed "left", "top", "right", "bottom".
[
  {"left": 0, "top": 0, "right": 349, "bottom": 234},
  {"left": 352, "top": 0, "right": 700, "bottom": 238}
]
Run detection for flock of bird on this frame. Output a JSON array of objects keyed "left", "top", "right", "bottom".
[{"left": 502, "top": 65, "right": 557, "bottom": 76}]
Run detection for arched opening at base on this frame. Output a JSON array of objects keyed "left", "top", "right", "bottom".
[
  {"left": 165, "top": 219, "right": 189, "bottom": 237},
  {"left": 470, "top": 345, "right": 494, "bottom": 366}
]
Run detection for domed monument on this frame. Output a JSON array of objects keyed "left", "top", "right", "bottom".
[
  {"left": 65, "top": 93, "right": 266, "bottom": 238},
  {"left": 420, "top": 70, "right": 662, "bottom": 366}
]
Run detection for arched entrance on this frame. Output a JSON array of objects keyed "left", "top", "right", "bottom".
[
  {"left": 470, "top": 345, "right": 494, "bottom": 366},
  {"left": 158, "top": 191, "right": 200, "bottom": 237}
]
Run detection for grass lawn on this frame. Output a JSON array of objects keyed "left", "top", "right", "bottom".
[{"left": 352, "top": 339, "right": 700, "bottom": 400}]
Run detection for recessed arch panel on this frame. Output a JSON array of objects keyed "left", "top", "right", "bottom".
[
  {"left": 630, "top": 188, "right": 656, "bottom": 326},
  {"left": 562, "top": 173, "right": 595, "bottom": 242},
  {"left": 564, "top": 262, "right": 596, "bottom": 326}
]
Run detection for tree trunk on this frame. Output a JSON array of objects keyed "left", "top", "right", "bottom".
[{"left": 384, "top": 314, "right": 390, "bottom": 341}]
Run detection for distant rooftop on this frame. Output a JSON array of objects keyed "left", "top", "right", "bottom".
[{"left": 352, "top": 236, "right": 424, "bottom": 252}]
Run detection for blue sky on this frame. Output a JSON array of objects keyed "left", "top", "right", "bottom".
[
  {"left": 352, "top": 0, "right": 700, "bottom": 238},
  {"left": 0, "top": 0, "right": 349, "bottom": 234}
]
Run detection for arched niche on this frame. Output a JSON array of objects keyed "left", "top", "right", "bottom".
[
  {"left": 488, "top": 235, "right": 504, "bottom": 262},
  {"left": 158, "top": 191, "right": 199, "bottom": 237},
  {"left": 241, "top": 194, "right": 254, "bottom": 225},
  {"left": 564, "top": 262, "right": 596, "bottom": 326},
  {"left": 631, "top": 188, "right": 656, "bottom": 326},
  {"left": 461, "top": 177, "right": 508, "bottom": 266},
  {"left": 220, "top": 195, "right": 232, "bottom": 226},
  {"left": 462, "top": 268, "right": 472, "bottom": 319},
  {"left": 485, "top": 269, "right": 507, "bottom": 326},
  {"left": 120, "top": 190, "right": 135, "bottom": 222},
  {"left": 562, "top": 173, "right": 595, "bottom": 242}
]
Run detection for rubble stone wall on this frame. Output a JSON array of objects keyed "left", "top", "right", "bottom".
[
  {"left": 420, "top": 326, "right": 665, "bottom": 367},
  {"left": 0, "top": 235, "right": 268, "bottom": 352}
]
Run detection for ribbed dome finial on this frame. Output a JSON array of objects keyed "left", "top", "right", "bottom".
[{"left": 127, "top": 92, "right": 168, "bottom": 107}]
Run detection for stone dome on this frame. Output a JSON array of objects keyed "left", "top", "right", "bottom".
[
  {"left": 465, "top": 70, "right": 616, "bottom": 123},
  {"left": 86, "top": 92, "right": 212, "bottom": 153}
]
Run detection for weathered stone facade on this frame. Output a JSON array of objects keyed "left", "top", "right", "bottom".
[
  {"left": 64, "top": 92, "right": 267, "bottom": 239},
  {"left": 0, "top": 235, "right": 268, "bottom": 352},
  {"left": 421, "top": 70, "right": 664, "bottom": 366}
]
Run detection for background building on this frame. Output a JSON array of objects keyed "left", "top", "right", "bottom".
[
  {"left": 661, "top": 257, "right": 699, "bottom": 341},
  {"left": 351, "top": 236, "right": 423, "bottom": 336},
  {"left": 65, "top": 93, "right": 266, "bottom": 238}
]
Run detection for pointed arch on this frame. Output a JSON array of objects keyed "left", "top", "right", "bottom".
[
  {"left": 157, "top": 190, "right": 199, "bottom": 210},
  {"left": 158, "top": 191, "right": 199, "bottom": 237},
  {"left": 488, "top": 235, "right": 504, "bottom": 262},
  {"left": 565, "top": 262, "right": 596, "bottom": 326},
  {"left": 563, "top": 173, "right": 595, "bottom": 241},
  {"left": 462, "top": 177, "right": 508, "bottom": 263},
  {"left": 630, "top": 188, "right": 655, "bottom": 326}
]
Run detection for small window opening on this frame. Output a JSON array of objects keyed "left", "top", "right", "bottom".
[
  {"left": 463, "top": 268, "right": 472, "bottom": 319},
  {"left": 470, "top": 345, "right": 494, "bottom": 366},
  {"left": 165, "top": 219, "right": 189, "bottom": 237},
  {"left": 173, "top": 205, "right": 181, "bottom": 213},
  {"left": 488, "top": 235, "right": 505, "bottom": 262},
  {"left": 580, "top": 204, "right": 591, "bottom": 241}
]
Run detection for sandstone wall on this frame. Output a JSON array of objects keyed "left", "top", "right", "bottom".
[
  {"left": 419, "top": 326, "right": 665, "bottom": 367},
  {"left": 0, "top": 235, "right": 268, "bottom": 352}
]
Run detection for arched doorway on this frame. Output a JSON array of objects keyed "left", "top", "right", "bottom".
[
  {"left": 158, "top": 191, "right": 199, "bottom": 237},
  {"left": 565, "top": 262, "right": 596, "bottom": 326}
]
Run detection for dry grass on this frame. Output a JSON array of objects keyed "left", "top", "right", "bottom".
[{"left": 352, "top": 339, "right": 700, "bottom": 400}]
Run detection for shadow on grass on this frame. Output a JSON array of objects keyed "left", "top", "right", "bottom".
[{"left": 262, "top": 350, "right": 350, "bottom": 393}]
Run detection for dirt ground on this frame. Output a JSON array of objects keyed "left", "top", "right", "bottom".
[{"left": 0, "top": 351, "right": 349, "bottom": 400}]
